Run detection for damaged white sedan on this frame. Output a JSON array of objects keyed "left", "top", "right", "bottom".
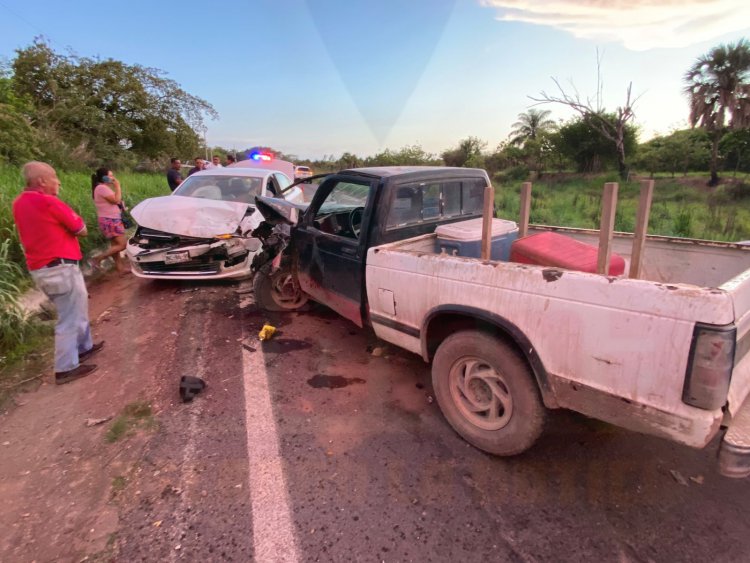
[{"left": 127, "top": 167, "right": 304, "bottom": 280}]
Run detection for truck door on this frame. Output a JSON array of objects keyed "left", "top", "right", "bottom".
[{"left": 293, "top": 176, "right": 375, "bottom": 327}]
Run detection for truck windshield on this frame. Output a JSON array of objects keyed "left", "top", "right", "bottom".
[
  {"left": 318, "top": 181, "right": 370, "bottom": 212},
  {"left": 313, "top": 180, "right": 371, "bottom": 240}
]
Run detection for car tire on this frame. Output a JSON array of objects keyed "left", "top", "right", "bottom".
[
  {"left": 432, "top": 330, "right": 545, "bottom": 456},
  {"left": 253, "top": 262, "right": 309, "bottom": 311}
]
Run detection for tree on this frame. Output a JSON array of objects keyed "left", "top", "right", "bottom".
[
  {"left": 0, "top": 67, "right": 39, "bottom": 164},
  {"left": 557, "top": 115, "right": 638, "bottom": 174},
  {"left": 441, "top": 137, "right": 486, "bottom": 167},
  {"left": 361, "top": 145, "right": 440, "bottom": 167},
  {"left": 509, "top": 109, "right": 556, "bottom": 146},
  {"left": 636, "top": 129, "right": 710, "bottom": 177},
  {"left": 684, "top": 38, "right": 750, "bottom": 185},
  {"left": 530, "top": 51, "right": 639, "bottom": 180},
  {"left": 720, "top": 129, "right": 750, "bottom": 175},
  {"left": 10, "top": 39, "right": 216, "bottom": 167}
]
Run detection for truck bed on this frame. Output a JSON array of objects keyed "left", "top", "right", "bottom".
[
  {"left": 366, "top": 228, "right": 750, "bottom": 447},
  {"left": 401, "top": 226, "right": 750, "bottom": 287}
]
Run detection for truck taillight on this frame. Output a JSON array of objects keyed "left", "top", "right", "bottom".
[{"left": 683, "top": 324, "right": 736, "bottom": 410}]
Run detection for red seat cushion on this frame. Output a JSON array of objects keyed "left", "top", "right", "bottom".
[{"left": 510, "top": 232, "right": 625, "bottom": 276}]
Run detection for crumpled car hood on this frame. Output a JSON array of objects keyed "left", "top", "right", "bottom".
[{"left": 131, "top": 195, "right": 256, "bottom": 238}]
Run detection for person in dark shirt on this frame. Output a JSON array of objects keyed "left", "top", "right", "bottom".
[
  {"left": 167, "top": 158, "right": 183, "bottom": 192},
  {"left": 187, "top": 157, "right": 205, "bottom": 177}
]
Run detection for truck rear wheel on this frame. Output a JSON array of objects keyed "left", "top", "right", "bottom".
[
  {"left": 253, "top": 262, "right": 309, "bottom": 311},
  {"left": 432, "top": 330, "right": 545, "bottom": 456}
]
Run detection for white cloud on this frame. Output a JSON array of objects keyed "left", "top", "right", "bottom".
[{"left": 480, "top": 0, "right": 750, "bottom": 50}]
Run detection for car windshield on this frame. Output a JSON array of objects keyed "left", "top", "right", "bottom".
[{"left": 173, "top": 174, "right": 262, "bottom": 204}]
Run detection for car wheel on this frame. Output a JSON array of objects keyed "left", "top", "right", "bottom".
[
  {"left": 253, "top": 263, "right": 309, "bottom": 311},
  {"left": 432, "top": 330, "right": 545, "bottom": 456}
]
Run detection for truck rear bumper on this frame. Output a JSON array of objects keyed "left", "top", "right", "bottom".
[{"left": 719, "top": 395, "right": 750, "bottom": 478}]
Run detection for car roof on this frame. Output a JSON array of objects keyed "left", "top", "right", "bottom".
[{"left": 188, "top": 168, "right": 287, "bottom": 178}]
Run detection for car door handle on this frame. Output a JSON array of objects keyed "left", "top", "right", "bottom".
[{"left": 341, "top": 247, "right": 356, "bottom": 256}]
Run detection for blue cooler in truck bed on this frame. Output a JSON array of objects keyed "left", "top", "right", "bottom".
[{"left": 435, "top": 218, "right": 519, "bottom": 261}]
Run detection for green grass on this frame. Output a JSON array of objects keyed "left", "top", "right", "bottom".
[
  {"left": 494, "top": 174, "right": 750, "bottom": 241},
  {"left": 111, "top": 475, "right": 127, "bottom": 493},
  {"left": 105, "top": 400, "right": 155, "bottom": 443}
]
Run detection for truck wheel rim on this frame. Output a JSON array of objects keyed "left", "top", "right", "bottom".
[
  {"left": 271, "top": 272, "right": 305, "bottom": 308},
  {"left": 448, "top": 357, "right": 513, "bottom": 431}
]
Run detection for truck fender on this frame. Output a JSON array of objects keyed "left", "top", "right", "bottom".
[{"left": 420, "top": 305, "right": 557, "bottom": 408}]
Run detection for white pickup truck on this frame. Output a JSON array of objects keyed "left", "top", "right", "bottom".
[{"left": 252, "top": 166, "right": 750, "bottom": 477}]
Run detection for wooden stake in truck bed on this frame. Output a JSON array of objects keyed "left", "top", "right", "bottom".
[{"left": 251, "top": 167, "right": 750, "bottom": 478}]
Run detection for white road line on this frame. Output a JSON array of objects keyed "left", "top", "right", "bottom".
[{"left": 242, "top": 339, "right": 300, "bottom": 562}]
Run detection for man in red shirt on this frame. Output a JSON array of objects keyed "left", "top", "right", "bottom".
[{"left": 12, "top": 162, "right": 104, "bottom": 384}]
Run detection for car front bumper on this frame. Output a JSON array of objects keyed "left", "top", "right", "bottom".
[{"left": 126, "top": 237, "right": 260, "bottom": 280}]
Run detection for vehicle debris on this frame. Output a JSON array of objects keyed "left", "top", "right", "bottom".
[
  {"left": 669, "top": 469, "right": 689, "bottom": 486},
  {"left": 85, "top": 416, "right": 113, "bottom": 427},
  {"left": 259, "top": 324, "right": 277, "bottom": 341},
  {"left": 179, "top": 376, "right": 206, "bottom": 403}
]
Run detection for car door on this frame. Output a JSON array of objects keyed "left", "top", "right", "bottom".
[{"left": 293, "top": 176, "right": 375, "bottom": 327}]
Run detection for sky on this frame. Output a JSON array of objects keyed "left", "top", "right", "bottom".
[{"left": 1, "top": 0, "right": 749, "bottom": 160}]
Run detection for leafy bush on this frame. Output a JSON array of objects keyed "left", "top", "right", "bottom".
[{"left": 497, "top": 165, "right": 530, "bottom": 183}]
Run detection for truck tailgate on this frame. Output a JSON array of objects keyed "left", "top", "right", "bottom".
[{"left": 723, "top": 268, "right": 750, "bottom": 417}]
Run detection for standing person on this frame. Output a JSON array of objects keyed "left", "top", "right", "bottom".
[
  {"left": 12, "top": 162, "right": 103, "bottom": 384},
  {"left": 167, "top": 158, "right": 183, "bottom": 192},
  {"left": 226, "top": 154, "right": 236, "bottom": 166},
  {"left": 187, "top": 157, "right": 205, "bottom": 176},
  {"left": 90, "top": 167, "right": 129, "bottom": 274},
  {"left": 205, "top": 155, "right": 223, "bottom": 169}
]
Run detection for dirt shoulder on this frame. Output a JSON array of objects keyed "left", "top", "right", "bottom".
[{"left": 0, "top": 272, "right": 221, "bottom": 562}]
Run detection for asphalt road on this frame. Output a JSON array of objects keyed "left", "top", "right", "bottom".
[{"left": 2, "top": 273, "right": 750, "bottom": 562}]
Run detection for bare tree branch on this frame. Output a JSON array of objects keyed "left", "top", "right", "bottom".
[{"left": 529, "top": 58, "right": 641, "bottom": 180}]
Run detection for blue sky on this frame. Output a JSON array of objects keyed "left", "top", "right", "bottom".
[{"left": 1, "top": 0, "right": 749, "bottom": 160}]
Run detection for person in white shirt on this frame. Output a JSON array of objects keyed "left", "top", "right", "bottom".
[{"left": 205, "top": 155, "right": 223, "bottom": 169}]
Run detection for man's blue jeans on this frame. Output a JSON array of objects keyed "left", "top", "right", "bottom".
[{"left": 30, "top": 264, "right": 93, "bottom": 373}]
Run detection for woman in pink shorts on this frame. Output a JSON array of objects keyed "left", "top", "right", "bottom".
[{"left": 90, "top": 167, "right": 129, "bottom": 273}]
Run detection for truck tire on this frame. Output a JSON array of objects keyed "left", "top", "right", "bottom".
[
  {"left": 253, "top": 262, "right": 309, "bottom": 311},
  {"left": 432, "top": 330, "right": 545, "bottom": 456}
]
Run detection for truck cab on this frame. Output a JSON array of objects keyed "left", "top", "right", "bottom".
[{"left": 253, "top": 166, "right": 491, "bottom": 325}]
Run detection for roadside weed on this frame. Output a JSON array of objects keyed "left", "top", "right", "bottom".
[
  {"left": 0, "top": 239, "right": 38, "bottom": 360},
  {"left": 105, "top": 401, "right": 156, "bottom": 443}
]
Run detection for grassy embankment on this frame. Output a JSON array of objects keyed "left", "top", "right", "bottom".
[
  {"left": 494, "top": 173, "right": 750, "bottom": 241},
  {"left": 0, "top": 164, "right": 168, "bottom": 383}
]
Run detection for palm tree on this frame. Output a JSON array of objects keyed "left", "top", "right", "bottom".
[
  {"left": 684, "top": 38, "right": 750, "bottom": 186},
  {"left": 509, "top": 109, "right": 556, "bottom": 146}
]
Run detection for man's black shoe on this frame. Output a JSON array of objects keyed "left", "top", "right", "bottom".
[
  {"left": 79, "top": 341, "right": 105, "bottom": 361},
  {"left": 55, "top": 364, "right": 98, "bottom": 385}
]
